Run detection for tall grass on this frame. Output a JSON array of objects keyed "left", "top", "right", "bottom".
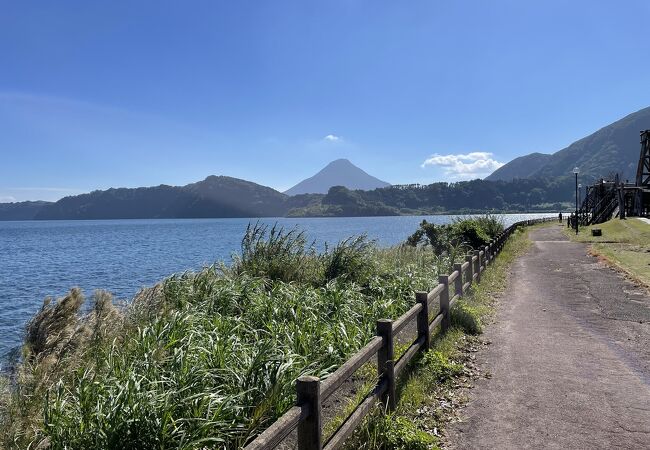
[
  {"left": 0, "top": 224, "right": 451, "bottom": 449},
  {"left": 0, "top": 219, "right": 505, "bottom": 449},
  {"left": 234, "top": 222, "right": 320, "bottom": 284}
]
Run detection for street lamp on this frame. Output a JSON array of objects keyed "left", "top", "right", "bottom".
[{"left": 573, "top": 167, "right": 579, "bottom": 234}]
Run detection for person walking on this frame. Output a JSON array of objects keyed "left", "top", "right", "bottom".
[{"left": 558, "top": 212, "right": 563, "bottom": 223}]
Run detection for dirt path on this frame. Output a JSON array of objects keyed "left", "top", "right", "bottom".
[{"left": 446, "top": 224, "right": 650, "bottom": 449}]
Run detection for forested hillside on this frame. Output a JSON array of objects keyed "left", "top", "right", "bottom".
[
  {"left": 0, "top": 176, "right": 573, "bottom": 221},
  {"left": 33, "top": 176, "right": 289, "bottom": 220},
  {"left": 287, "top": 178, "right": 573, "bottom": 216}
]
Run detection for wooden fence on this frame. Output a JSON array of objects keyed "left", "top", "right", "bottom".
[{"left": 244, "top": 218, "right": 553, "bottom": 450}]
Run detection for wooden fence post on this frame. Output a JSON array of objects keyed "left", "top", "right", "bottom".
[
  {"left": 465, "top": 254, "right": 473, "bottom": 286},
  {"left": 484, "top": 245, "right": 489, "bottom": 269},
  {"left": 438, "top": 275, "right": 451, "bottom": 332},
  {"left": 416, "top": 291, "right": 430, "bottom": 350},
  {"left": 474, "top": 250, "right": 481, "bottom": 282},
  {"left": 377, "top": 319, "right": 396, "bottom": 412},
  {"left": 453, "top": 264, "right": 463, "bottom": 298},
  {"left": 297, "top": 376, "right": 322, "bottom": 450}
]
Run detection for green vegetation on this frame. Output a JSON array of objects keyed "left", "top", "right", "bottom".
[
  {"left": 567, "top": 218, "right": 650, "bottom": 286},
  {"left": 0, "top": 219, "right": 504, "bottom": 449},
  {"left": 287, "top": 179, "right": 574, "bottom": 217},
  {"left": 340, "top": 224, "right": 535, "bottom": 450},
  {"left": 405, "top": 216, "right": 502, "bottom": 253}
]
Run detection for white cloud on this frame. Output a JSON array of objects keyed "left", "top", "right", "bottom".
[
  {"left": 421, "top": 152, "right": 504, "bottom": 178},
  {"left": 323, "top": 134, "right": 341, "bottom": 142},
  {"left": 0, "top": 196, "right": 16, "bottom": 203}
]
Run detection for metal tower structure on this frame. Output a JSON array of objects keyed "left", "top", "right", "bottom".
[
  {"left": 636, "top": 131, "right": 650, "bottom": 186},
  {"left": 578, "top": 130, "right": 650, "bottom": 224},
  {"left": 633, "top": 130, "right": 650, "bottom": 215}
]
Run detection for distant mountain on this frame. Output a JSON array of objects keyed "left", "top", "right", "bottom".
[
  {"left": 284, "top": 159, "right": 390, "bottom": 195},
  {"left": 32, "top": 176, "right": 289, "bottom": 220},
  {"left": 0, "top": 201, "right": 52, "bottom": 220},
  {"left": 487, "top": 106, "right": 650, "bottom": 182}
]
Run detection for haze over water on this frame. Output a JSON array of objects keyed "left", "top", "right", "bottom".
[{"left": 0, "top": 214, "right": 554, "bottom": 363}]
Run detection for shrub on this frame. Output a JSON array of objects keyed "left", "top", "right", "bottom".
[
  {"left": 406, "top": 216, "right": 504, "bottom": 254},
  {"left": 473, "top": 214, "right": 504, "bottom": 238},
  {"left": 450, "top": 220, "right": 491, "bottom": 250},
  {"left": 405, "top": 220, "right": 452, "bottom": 254}
]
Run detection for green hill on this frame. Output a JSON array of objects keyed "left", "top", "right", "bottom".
[
  {"left": 487, "top": 106, "right": 650, "bottom": 183},
  {"left": 33, "top": 176, "right": 289, "bottom": 220},
  {"left": 0, "top": 201, "right": 52, "bottom": 220}
]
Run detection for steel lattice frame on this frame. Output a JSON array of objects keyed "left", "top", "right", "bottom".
[{"left": 636, "top": 131, "right": 650, "bottom": 186}]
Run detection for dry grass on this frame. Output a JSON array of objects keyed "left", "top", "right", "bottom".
[
  {"left": 1, "top": 289, "right": 126, "bottom": 449},
  {"left": 565, "top": 218, "right": 650, "bottom": 287}
]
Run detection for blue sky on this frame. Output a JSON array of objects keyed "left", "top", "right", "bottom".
[{"left": 2, "top": 0, "right": 650, "bottom": 202}]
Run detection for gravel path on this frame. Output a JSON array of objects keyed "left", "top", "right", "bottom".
[{"left": 446, "top": 224, "right": 650, "bottom": 449}]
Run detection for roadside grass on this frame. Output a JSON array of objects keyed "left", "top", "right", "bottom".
[
  {"left": 565, "top": 218, "right": 650, "bottom": 286},
  {"left": 0, "top": 219, "right": 506, "bottom": 450},
  {"left": 338, "top": 224, "right": 538, "bottom": 450}
]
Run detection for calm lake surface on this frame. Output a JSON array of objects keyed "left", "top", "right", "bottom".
[{"left": 0, "top": 214, "right": 554, "bottom": 363}]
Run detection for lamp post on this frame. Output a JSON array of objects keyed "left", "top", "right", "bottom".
[{"left": 573, "top": 167, "right": 579, "bottom": 234}]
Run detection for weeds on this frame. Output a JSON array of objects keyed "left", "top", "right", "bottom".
[
  {"left": 418, "top": 351, "right": 463, "bottom": 382},
  {"left": 350, "top": 413, "right": 437, "bottom": 450}
]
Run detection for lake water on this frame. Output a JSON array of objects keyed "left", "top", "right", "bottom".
[{"left": 0, "top": 214, "right": 554, "bottom": 363}]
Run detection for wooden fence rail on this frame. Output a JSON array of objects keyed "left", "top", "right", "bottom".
[{"left": 244, "top": 218, "right": 553, "bottom": 450}]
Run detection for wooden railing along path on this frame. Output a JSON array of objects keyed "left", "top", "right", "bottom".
[{"left": 245, "top": 218, "right": 553, "bottom": 450}]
